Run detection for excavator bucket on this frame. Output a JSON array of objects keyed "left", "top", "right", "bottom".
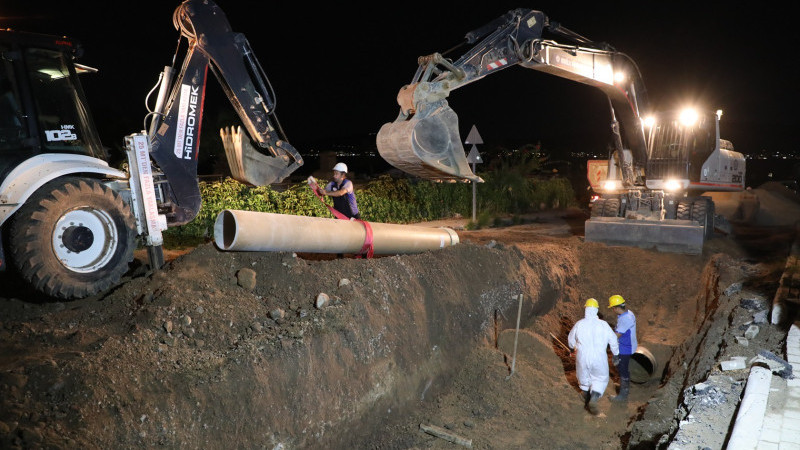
[
  {"left": 377, "top": 105, "right": 483, "bottom": 182},
  {"left": 220, "top": 126, "right": 302, "bottom": 186}
]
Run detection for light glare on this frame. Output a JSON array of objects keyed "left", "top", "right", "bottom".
[
  {"left": 664, "top": 179, "right": 681, "bottom": 191},
  {"left": 679, "top": 108, "right": 699, "bottom": 126}
]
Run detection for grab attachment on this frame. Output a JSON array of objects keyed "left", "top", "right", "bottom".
[{"left": 220, "top": 126, "right": 303, "bottom": 185}]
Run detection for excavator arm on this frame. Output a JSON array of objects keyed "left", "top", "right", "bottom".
[
  {"left": 147, "top": 0, "right": 302, "bottom": 226},
  {"left": 377, "top": 8, "right": 647, "bottom": 183}
]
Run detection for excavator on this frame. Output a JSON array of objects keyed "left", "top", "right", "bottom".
[
  {"left": 0, "top": 0, "right": 303, "bottom": 299},
  {"left": 377, "top": 8, "right": 746, "bottom": 254}
]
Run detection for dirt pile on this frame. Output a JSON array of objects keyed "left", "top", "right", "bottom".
[
  {"left": 1, "top": 238, "right": 574, "bottom": 448},
  {"left": 0, "top": 206, "right": 796, "bottom": 449}
]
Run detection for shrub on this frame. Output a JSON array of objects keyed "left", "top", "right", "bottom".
[{"left": 161, "top": 174, "right": 576, "bottom": 248}]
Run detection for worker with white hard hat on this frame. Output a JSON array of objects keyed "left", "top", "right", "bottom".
[
  {"left": 608, "top": 294, "right": 637, "bottom": 402},
  {"left": 568, "top": 298, "right": 620, "bottom": 415},
  {"left": 322, "top": 162, "right": 360, "bottom": 220}
]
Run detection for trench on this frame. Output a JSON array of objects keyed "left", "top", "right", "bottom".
[
  {"left": 339, "top": 244, "right": 750, "bottom": 449},
  {"left": 320, "top": 244, "right": 747, "bottom": 449},
  {"left": 1, "top": 234, "right": 782, "bottom": 449}
]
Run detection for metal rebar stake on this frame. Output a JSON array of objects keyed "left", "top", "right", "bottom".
[{"left": 506, "top": 293, "right": 523, "bottom": 380}]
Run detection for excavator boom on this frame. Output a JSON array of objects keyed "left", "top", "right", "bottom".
[{"left": 377, "top": 9, "right": 647, "bottom": 183}]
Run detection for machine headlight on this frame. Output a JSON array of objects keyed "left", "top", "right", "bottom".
[
  {"left": 603, "top": 180, "right": 619, "bottom": 191},
  {"left": 664, "top": 179, "right": 682, "bottom": 191}
]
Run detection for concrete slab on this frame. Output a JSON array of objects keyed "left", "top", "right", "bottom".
[
  {"left": 729, "top": 366, "right": 772, "bottom": 449},
  {"left": 780, "top": 428, "right": 800, "bottom": 445}
]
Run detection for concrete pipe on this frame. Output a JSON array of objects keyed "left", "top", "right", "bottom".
[
  {"left": 214, "top": 210, "right": 459, "bottom": 254},
  {"left": 629, "top": 346, "right": 658, "bottom": 384}
]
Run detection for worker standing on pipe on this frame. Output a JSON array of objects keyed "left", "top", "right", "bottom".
[
  {"left": 609, "top": 294, "right": 637, "bottom": 403},
  {"left": 568, "top": 298, "right": 620, "bottom": 415},
  {"left": 320, "top": 163, "right": 361, "bottom": 220}
]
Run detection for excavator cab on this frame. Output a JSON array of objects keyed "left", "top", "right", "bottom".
[
  {"left": 645, "top": 109, "right": 716, "bottom": 185},
  {"left": 643, "top": 109, "right": 744, "bottom": 193}
]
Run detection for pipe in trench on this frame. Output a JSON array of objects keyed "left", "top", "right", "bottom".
[
  {"left": 214, "top": 209, "right": 460, "bottom": 254},
  {"left": 629, "top": 346, "right": 659, "bottom": 383}
]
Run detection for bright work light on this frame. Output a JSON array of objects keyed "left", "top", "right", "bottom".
[
  {"left": 679, "top": 108, "right": 699, "bottom": 126},
  {"left": 664, "top": 179, "right": 682, "bottom": 191}
]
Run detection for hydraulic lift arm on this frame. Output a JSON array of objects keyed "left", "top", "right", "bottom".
[
  {"left": 377, "top": 8, "right": 647, "bottom": 184},
  {"left": 146, "top": 0, "right": 303, "bottom": 226}
]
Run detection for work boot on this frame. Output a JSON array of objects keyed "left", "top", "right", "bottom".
[
  {"left": 611, "top": 378, "right": 630, "bottom": 403},
  {"left": 580, "top": 390, "right": 590, "bottom": 405},
  {"left": 587, "top": 391, "right": 601, "bottom": 414}
]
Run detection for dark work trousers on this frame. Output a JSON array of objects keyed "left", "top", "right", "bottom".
[{"left": 617, "top": 354, "right": 631, "bottom": 379}]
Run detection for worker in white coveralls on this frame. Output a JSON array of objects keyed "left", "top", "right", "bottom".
[{"left": 568, "top": 298, "right": 620, "bottom": 415}]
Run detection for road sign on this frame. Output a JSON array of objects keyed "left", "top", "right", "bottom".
[
  {"left": 465, "top": 125, "right": 483, "bottom": 145},
  {"left": 467, "top": 145, "right": 483, "bottom": 164},
  {"left": 465, "top": 125, "right": 484, "bottom": 223}
]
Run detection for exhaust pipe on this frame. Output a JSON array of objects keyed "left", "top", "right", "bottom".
[{"left": 214, "top": 210, "right": 459, "bottom": 254}]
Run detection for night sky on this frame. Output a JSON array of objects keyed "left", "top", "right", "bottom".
[{"left": 3, "top": 1, "right": 796, "bottom": 162}]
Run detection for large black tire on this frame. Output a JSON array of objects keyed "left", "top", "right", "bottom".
[
  {"left": 602, "top": 198, "right": 620, "bottom": 217},
  {"left": 691, "top": 198, "right": 715, "bottom": 238},
  {"left": 8, "top": 177, "right": 136, "bottom": 299},
  {"left": 591, "top": 199, "right": 606, "bottom": 218},
  {"left": 677, "top": 201, "right": 691, "bottom": 220}
]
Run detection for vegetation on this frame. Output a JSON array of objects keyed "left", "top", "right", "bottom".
[{"left": 162, "top": 165, "right": 576, "bottom": 247}]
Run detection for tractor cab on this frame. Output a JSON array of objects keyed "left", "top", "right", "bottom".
[{"left": 0, "top": 29, "right": 104, "bottom": 183}]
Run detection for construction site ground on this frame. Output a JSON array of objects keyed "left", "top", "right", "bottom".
[{"left": 1, "top": 182, "right": 799, "bottom": 449}]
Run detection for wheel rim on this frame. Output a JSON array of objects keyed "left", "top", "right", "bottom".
[{"left": 52, "top": 208, "right": 119, "bottom": 273}]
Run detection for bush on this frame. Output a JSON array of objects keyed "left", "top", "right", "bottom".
[{"left": 161, "top": 174, "right": 576, "bottom": 248}]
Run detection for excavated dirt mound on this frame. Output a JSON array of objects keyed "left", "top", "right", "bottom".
[{"left": 0, "top": 200, "right": 798, "bottom": 449}]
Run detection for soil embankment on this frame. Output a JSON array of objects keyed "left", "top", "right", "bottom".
[{"left": 1, "top": 183, "right": 798, "bottom": 449}]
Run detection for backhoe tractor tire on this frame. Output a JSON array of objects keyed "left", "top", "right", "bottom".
[
  {"left": 8, "top": 177, "right": 136, "bottom": 299},
  {"left": 602, "top": 198, "right": 620, "bottom": 217},
  {"left": 677, "top": 201, "right": 691, "bottom": 220},
  {"left": 591, "top": 199, "right": 606, "bottom": 218}
]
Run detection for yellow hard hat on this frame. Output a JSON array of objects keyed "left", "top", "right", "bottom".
[
  {"left": 584, "top": 298, "right": 599, "bottom": 308},
  {"left": 608, "top": 294, "right": 626, "bottom": 308}
]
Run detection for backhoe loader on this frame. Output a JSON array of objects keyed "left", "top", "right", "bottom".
[{"left": 0, "top": 0, "right": 302, "bottom": 299}]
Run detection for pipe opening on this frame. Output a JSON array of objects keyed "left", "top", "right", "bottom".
[
  {"left": 214, "top": 210, "right": 239, "bottom": 250},
  {"left": 629, "top": 346, "right": 657, "bottom": 384}
]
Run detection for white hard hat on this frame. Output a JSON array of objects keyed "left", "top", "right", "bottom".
[{"left": 332, "top": 162, "right": 348, "bottom": 173}]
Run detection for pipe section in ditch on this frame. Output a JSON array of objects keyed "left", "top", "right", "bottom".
[{"left": 214, "top": 209, "right": 460, "bottom": 254}]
